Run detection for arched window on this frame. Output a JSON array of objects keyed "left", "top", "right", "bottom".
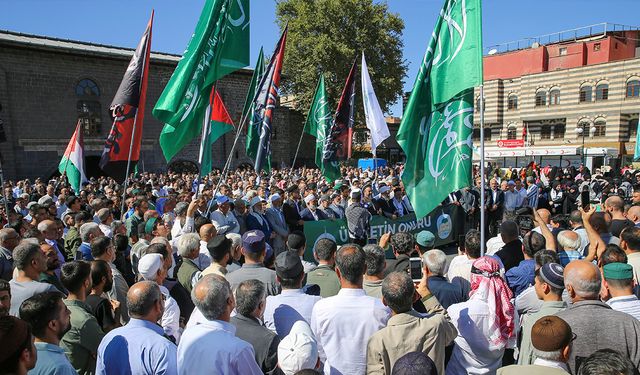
[
  {"left": 507, "top": 124, "right": 517, "bottom": 140},
  {"left": 627, "top": 79, "right": 640, "bottom": 98},
  {"left": 595, "top": 83, "right": 609, "bottom": 101},
  {"left": 76, "top": 78, "right": 102, "bottom": 136},
  {"left": 507, "top": 94, "right": 518, "bottom": 110},
  {"left": 549, "top": 88, "right": 560, "bottom": 105},
  {"left": 593, "top": 118, "right": 606, "bottom": 137},
  {"left": 535, "top": 91, "right": 546, "bottom": 107},
  {"left": 577, "top": 120, "right": 591, "bottom": 138},
  {"left": 579, "top": 85, "right": 592, "bottom": 102}
]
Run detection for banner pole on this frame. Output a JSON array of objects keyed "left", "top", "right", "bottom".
[
  {"left": 479, "top": 84, "right": 486, "bottom": 257},
  {"left": 120, "top": 109, "right": 139, "bottom": 217},
  {"left": 289, "top": 127, "right": 306, "bottom": 180},
  {"left": 205, "top": 106, "right": 252, "bottom": 217}
]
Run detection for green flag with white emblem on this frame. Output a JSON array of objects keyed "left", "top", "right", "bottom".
[
  {"left": 153, "top": 0, "right": 249, "bottom": 162},
  {"left": 304, "top": 75, "right": 340, "bottom": 182},
  {"left": 244, "top": 47, "right": 266, "bottom": 161},
  {"left": 396, "top": 0, "right": 482, "bottom": 218}
]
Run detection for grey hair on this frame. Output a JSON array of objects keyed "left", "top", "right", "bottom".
[
  {"left": 0, "top": 228, "right": 17, "bottom": 244},
  {"left": 565, "top": 262, "right": 601, "bottom": 300},
  {"left": 226, "top": 233, "right": 242, "bottom": 249},
  {"left": 36, "top": 220, "right": 55, "bottom": 233},
  {"left": 127, "top": 281, "right": 161, "bottom": 318},
  {"left": 13, "top": 241, "right": 42, "bottom": 270},
  {"left": 422, "top": 249, "right": 447, "bottom": 276},
  {"left": 110, "top": 220, "right": 124, "bottom": 234},
  {"left": 381, "top": 271, "right": 414, "bottom": 313},
  {"left": 557, "top": 230, "right": 581, "bottom": 251},
  {"left": 363, "top": 244, "right": 386, "bottom": 276},
  {"left": 177, "top": 233, "right": 200, "bottom": 258},
  {"left": 97, "top": 208, "right": 111, "bottom": 222},
  {"left": 532, "top": 347, "right": 563, "bottom": 362},
  {"left": 79, "top": 222, "right": 100, "bottom": 242},
  {"left": 192, "top": 274, "right": 231, "bottom": 321},
  {"left": 234, "top": 279, "right": 265, "bottom": 317}
]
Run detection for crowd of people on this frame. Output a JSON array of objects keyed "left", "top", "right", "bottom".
[{"left": 0, "top": 161, "right": 640, "bottom": 375}]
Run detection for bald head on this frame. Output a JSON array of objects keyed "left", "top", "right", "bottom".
[
  {"left": 199, "top": 224, "right": 217, "bottom": 242},
  {"left": 564, "top": 260, "right": 601, "bottom": 302},
  {"left": 127, "top": 281, "right": 162, "bottom": 319},
  {"left": 537, "top": 209, "right": 551, "bottom": 224},
  {"left": 605, "top": 196, "right": 625, "bottom": 212},
  {"left": 627, "top": 206, "right": 640, "bottom": 223}
]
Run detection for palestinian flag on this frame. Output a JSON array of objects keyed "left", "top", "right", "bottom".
[
  {"left": 199, "top": 88, "right": 235, "bottom": 176},
  {"left": 59, "top": 120, "right": 87, "bottom": 193}
]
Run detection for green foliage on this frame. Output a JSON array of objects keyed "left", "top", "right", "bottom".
[{"left": 275, "top": 0, "right": 407, "bottom": 118}]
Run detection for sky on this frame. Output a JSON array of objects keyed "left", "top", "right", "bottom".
[{"left": 1, "top": 0, "right": 639, "bottom": 116}]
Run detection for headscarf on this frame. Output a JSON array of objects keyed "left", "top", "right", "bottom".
[{"left": 469, "top": 256, "right": 515, "bottom": 347}]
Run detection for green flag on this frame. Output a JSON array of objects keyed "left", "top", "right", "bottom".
[
  {"left": 396, "top": 0, "right": 482, "bottom": 218},
  {"left": 244, "top": 48, "right": 266, "bottom": 162},
  {"left": 304, "top": 75, "right": 341, "bottom": 182},
  {"left": 153, "top": 0, "right": 249, "bottom": 162}
]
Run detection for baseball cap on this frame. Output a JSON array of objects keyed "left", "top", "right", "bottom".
[
  {"left": 531, "top": 315, "right": 573, "bottom": 352},
  {"left": 277, "top": 321, "right": 318, "bottom": 375},
  {"left": 416, "top": 231, "right": 435, "bottom": 248},
  {"left": 242, "top": 230, "right": 266, "bottom": 253},
  {"left": 275, "top": 251, "right": 304, "bottom": 279}
]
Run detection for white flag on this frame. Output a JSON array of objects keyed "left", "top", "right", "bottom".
[{"left": 361, "top": 52, "right": 390, "bottom": 156}]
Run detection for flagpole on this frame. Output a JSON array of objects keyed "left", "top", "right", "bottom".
[
  {"left": 479, "top": 84, "right": 486, "bottom": 257},
  {"left": 56, "top": 121, "right": 79, "bottom": 192},
  {"left": 196, "top": 82, "right": 218, "bottom": 200},
  {"left": 120, "top": 109, "right": 139, "bottom": 216},
  {"left": 289, "top": 127, "right": 306, "bottom": 180}
]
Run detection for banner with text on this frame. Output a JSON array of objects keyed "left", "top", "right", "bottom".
[{"left": 303, "top": 205, "right": 463, "bottom": 258}]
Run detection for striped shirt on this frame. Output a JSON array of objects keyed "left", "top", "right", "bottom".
[
  {"left": 526, "top": 185, "right": 539, "bottom": 208},
  {"left": 607, "top": 295, "right": 640, "bottom": 320},
  {"left": 558, "top": 250, "right": 583, "bottom": 267}
]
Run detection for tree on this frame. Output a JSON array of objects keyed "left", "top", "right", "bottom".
[{"left": 275, "top": 0, "right": 407, "bottom": 119}]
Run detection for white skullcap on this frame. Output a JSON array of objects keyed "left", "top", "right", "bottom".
[
  {"left": 269, "top": 193, "right": 281, "bottom": 203},
  {"left": 379, "top": 185, "right": 390, "bottom": 194},
  {"left": 138, "top": 253, "right": 164, "bottom": 281},
  {"left": 277, "top": 321, "right": 318, "bottom": 375},
  {"left": 304, "top": 194, "right": 316, "bottom": 204}
]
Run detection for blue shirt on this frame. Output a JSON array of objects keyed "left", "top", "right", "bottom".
[
  {"left": 29, "top": 342, "right": 77, "bottom": 375},
  {"left": 558, "top": 250, "right": 583, "bottom": 267},
  {"left": 77, "top": 242, "right": 94, "bottom": 261},
  {"left": 505, "top": 259, "right": 536, "bottom": 297},
  {"left": 427, "top": 276, "right": 467, "bottom": 309},
  {"left": 263, "top": 289, "right": 322, "bottom": 338},
  {"left": 177, "top": 319, "right": 262, "bottom": 375},
  {"left": 96, "top": 318, "right": 178, "bottom": 375}
]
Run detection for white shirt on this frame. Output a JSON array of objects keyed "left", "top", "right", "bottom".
[
  {"left": 446, "top": 298, "right": 513, "bottom": 375},
  {"left": 446, "top": 255, "right": 473, "bottom": 284},
  {"left": 177, "top": 319, "right": 262, "bottom": 375},
  {"left": 159, "top": 285, "right": 181, "bottom": 343},
  {"left": 607, "top": 295, "right": 640, "bottom": 320},
  {"left": 301, "top": 256, "right": 317, "bottom": 274},
  {"left": 98, "top": 223, "right": 112, "bottom": 238},
  {"left": 533, "top": 357, "right": 570, "bottom": 372},
  {"left": 311, "top": 288, "right": 390, "bottom": 375},
  {"left": 264, "top": 289, "right": 322, "bottom": 337},
  {"left": 210, "top": 209, "right": 240, "bottom": 235}
]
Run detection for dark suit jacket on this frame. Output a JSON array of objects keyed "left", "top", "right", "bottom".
[
  {"left": 384, "top": 254, "right": 411, "bottom": 276},
  {"left": 376, "top": 197, "right": 396, "bottom": 218},
  {"left": 487, "top": 189, "right": 505, "bottom": 213},
  {"left": 300, "top": 208, "right": 328, "bottom": 221},
  {"left": 246, "top": 213, "right": 272, "bottom": 242},
  {"left": 230, "top": 314, "right": 280, "bottom": 375},
  {"left": 282, "top": 199, "right": 303, "bottom": 232}
]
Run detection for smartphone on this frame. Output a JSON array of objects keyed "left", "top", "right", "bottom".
[
  {"left": 409, "top": 257, "right": 422, "bottom": 282},
  {"left": 580, "top": 188, "right": 590, "bottom": 210}
]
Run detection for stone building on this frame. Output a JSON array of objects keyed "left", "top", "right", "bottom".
[{"left": 0, "top": 30, "right": 312, "bottom": 180}]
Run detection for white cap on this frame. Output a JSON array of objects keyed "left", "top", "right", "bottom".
[
  {"left": 379, "top": 185, "right": 390, "bottom": 194},
  {"left": 138, "top": 253, "right": 163, "bottom": 281},
  {"left": 350, "top": 188, "right": 361, "bottom": 198},
  {"left": 277, "top": 321, "right": 318, "bottom": 375},
  {"left": 249, "top": 196, "right": 264, "bottom": 207},
  {"left": 304, "top": 194, "right": 316, "bottom": 204},
  {"left": 269, "top": 193, "right": 282, "bottom": 203}
]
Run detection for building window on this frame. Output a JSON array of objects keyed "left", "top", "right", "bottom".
[
  {"left": 579, "top": 85, "right": 592, "bottom": 102},
  {"left": 595, "top": 83, "right": 609, "bottom": 101},
  {"left": 559, "top": 47, "right": 567, "bottom": 56},
  {"left": 627, "top": 80, "right": 640, "bottom": 98},
  {"left": 507, "top": 125, "right": 517, "bottom": 140},
  {"left": 540, "top": 126, "right": 552, "bottom": 139},
  {"left": 577, "top": 121, "right": 591, "bottom": 138},
  {"left": 472, "top": 127, "right": 491, "bottom": 142},
  {"left": 507, "top": 94, "right": 518, "bottom": 110},
  {"left": 629, "top": 118, "right": 639, "bottom": 139},
  {"left": 555, "top": 123, "right": 566, "bottom": 139},
  {"left": 593, "top": 119, "right": 606, "bottom": 137},
  {"left": 75, "top": 78, "right": 102, "bottom": 137},
  {"left": 535, "top": 91, "right": 546, "bottom": 107},
  {"left": 593, "top": 43, "right": 601, "bottom": 51},
  {"left": 549, "top": 89, "right": 560, "bottom": 105}
]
